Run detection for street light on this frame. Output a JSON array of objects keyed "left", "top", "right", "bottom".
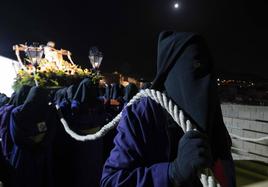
[
  {"left": 89, "top": 47, "right": 103, "bottom": 70},
  {"left": 25, "top": 43, "right": 44, "bottom": 86}
]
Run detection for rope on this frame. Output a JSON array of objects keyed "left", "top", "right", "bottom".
[
  {"left": 229, "top": 133, "right": 268, "bottom": 142},
  {"left": 55, "top": 88, "right": 218, "bottom": 187},
  {"left": 55, "top": 89, "right": 196, "bottom": 141}
]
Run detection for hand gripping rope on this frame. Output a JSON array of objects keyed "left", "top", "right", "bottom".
[{"left": 55, "top": 88, "right": 220, "bottom": 187}]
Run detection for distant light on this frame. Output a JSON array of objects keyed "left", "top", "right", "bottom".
[{"left": 174, "top": 2, "right": 179, "bottom": 9}]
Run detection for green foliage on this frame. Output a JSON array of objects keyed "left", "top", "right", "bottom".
[{"left": 13, "top": 59, "right": 102, "bottom": 91}]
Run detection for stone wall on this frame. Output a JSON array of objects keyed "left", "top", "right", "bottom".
[{"left": 221, "top": 103, "right": 268, "bottom": 163}]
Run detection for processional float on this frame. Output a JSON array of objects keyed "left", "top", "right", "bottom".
[
  {"left": 11, "top": 42, "right": 102, "bottom": 90},
  {"left": 13, "top": 41, "right": 75, "bottom": 72}
]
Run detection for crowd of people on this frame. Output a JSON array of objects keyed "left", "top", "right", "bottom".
[
  {"left": 0, "top": 31, "right": 236, "bottom": 187},
  {"left": 0, "top": 78, "right": 151, "bottom": 187}
]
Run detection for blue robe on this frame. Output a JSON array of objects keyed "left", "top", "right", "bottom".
[{"left": 101, "top": 97, "right": 186, "bottom": 187}]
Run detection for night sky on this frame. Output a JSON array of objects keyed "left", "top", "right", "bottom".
[{"left": 0, "top": 0, "right": 268, "bottom": 80}]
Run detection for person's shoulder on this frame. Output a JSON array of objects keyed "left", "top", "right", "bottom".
[
  {"left": 122, "top": 97, "right": 163, "bottom": 122},
  {"left": 0, "top": 104, "right": 15, "bottom": 115},
  {"left": 118, "top": 96, "right": 168, "bottom": 134},
  {"left": 124, "top": 96, "right": 157, "bottom": 112}
]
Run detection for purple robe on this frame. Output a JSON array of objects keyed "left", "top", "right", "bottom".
[
  {"left": 101, "top": 97, "right": 184, "bottom": 187},
  {"left": 0, "top": 103, "right": 56, "bottom": 187},
  {"left": 0, "top": 105, "right": 15, "bottom": 186},
  {"left": 0, "top": 105, "right": 15, "bottom": 160}
]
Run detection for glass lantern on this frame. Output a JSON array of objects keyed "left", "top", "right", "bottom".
[
  {"left": 25, "top": 43, "right": 44, "bottom": 86},
  {"left": 89, "top": 47, "right": 103, "bottom": 70},
  {"left": 25, "top": 43, "right": 44, "bottom": 68}
]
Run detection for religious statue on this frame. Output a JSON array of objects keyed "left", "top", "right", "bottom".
[
  {"left": 11, "top": 42, "right": 101, "bottom": 91},
  {"left": 43, "top": 41, "right": 75, "bottom": 69},
  {"left": 13, "top": 41, "right": 75, "bottom": 70},
  {"left": 12, "top": 43, "right": 32, "bottom": 70}
]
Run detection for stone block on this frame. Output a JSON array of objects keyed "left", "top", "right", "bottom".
[
  {"left": 239, "top": 110, "right": 250, "bottom": 119},
  {"left": 249, "top": 121, "right": 262, "bottom": 132},
  {"left": 243, "top": 131, "right": 256, "bottom": 139}
]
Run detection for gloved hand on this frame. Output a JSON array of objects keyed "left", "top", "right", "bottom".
[{"left": 169, "top": 130, "right": 212, "bottom": 186}]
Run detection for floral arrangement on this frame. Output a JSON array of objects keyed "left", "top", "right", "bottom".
[{"left": 12, "top": 59, "right": 102, "bottom": 91}]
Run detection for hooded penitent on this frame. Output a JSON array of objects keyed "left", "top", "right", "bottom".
[
  {"left": 110, "top": 83, "right": 123, "bottom": 100},
  {"left": 0, "top": 86, "right": 57, "bottom": 187},
  {"left": 71, "top": 78, "right": 98, "bottom": 112},
  {"left": 104, "top": 84, "right": 111, "bottom": 100},
  {"left": 53, "top": 87, "right": 68, "bottom": 106},
  {"left": 0, "top": 88, "right": 30, "bottom": 185},
  {"left": 53, "top": 79, "right": 104, "bottom": 187},
  {"left": 67, "top": 84, "right": 78, "bottom": 103},
  {"left": 123, "top": 83, "right": 139, "bottom": 103},
  {"left": 52, "top": 85, "right": 74, "bottom": 187},
  {"left": 71, "top": 79, "right": 104, "bottom": 187},
  {"left": 8, "top": 85, "right": 32, "bottom": 107},
  {"left": 101, "top": 31, "right": 235, "bottom": 187},
  {"left": 152, "top": 31, "right": 234, "bottom": 186},
  {"left": 0, "top": 93, "right": 9, "bottom": 107}
]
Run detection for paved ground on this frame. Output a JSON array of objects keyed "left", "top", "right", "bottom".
[{"left": 235, "top": 161, "right": 268, "bottom": 186}]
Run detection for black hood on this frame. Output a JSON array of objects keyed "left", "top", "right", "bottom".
[
  {"left": 152, "top": 31, "right": 231, "bottom": 159},
  {"left": 8, "top": 85, "right": 32, "bottom": 107},
  {"left": 67, "top": 84, "right": 78, "bottom": 102},
  {"left": 152, "top": 31, "right": 213, "bottom": 132},
  {"left": 0, "top": 93, "right": 9, "bottom": 107},
  {"left": 73, "top": 78, "right": 98, "bottom": 109},
  {"left": 16, "top": 86, "right": 50, "bottom": 128},
  {"left": 53, "top": 87, "right": 68, "bottom": 105}
]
